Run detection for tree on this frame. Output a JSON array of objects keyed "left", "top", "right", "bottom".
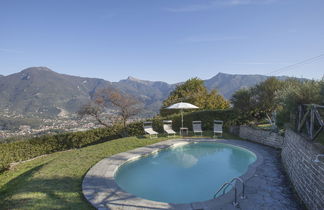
[
  {"left": 231, "top": 77, "right": 285, "bottom": 126},
  {"left": 253, "top": 77, "right": 284, "bottom": 126},
  {"left": 78, "top": 88, "right": 141, "bottom": 136},
  {"left": 320, "top": 77, "right": 324, "bottom": 104},
  {"left": 231, "top": 88, "right": 257, "bottom": 122},
  {"left": 97, "top": 88, "right": 141, "bottom": 129},
  {"left": 276, "top": 78, "right": 323, "bottom": 127},
  {"left": 78, "top": 102, "right": 111, "bottom": 127},
  {"left": 206, "top": 89, "right": 231, "bottom": 110},
  {"left": 230, "top": 87, "right": 271, "bottom": 124},
  {"left": 160, "top": 78, "right": 230, "bottom": 116}
]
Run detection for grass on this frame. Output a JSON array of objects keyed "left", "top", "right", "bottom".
[
  {"left": 256, "top": 123, "right": 273, "bottom": 130},
  {"left": 0, "top": 136, "right": 175, "bottom": 210},
  {"left": 0, "top": 133, "right": 238, "bottom": 210},
  {"left": 316, "top": 131, "right": 324, "bottom": 145},
  {"left": 186, "top": 131, "right": 243, "bottom": 140}
]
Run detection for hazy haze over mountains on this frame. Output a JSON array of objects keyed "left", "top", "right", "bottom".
[
  {"left": 205, "top": 73, "right": 290, "bottom": 98},
  {"left": 0, "top": 67, "right": 293, "bottom": 117}
]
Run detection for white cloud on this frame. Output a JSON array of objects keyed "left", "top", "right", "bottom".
[
  {"left": 165, "top": 0, "right": 279, "bottom": 13},
  {"left": 184, "top": 35, "right": 246, "bottom": 43},
  {"left": 165, "top": 2, "right": 218, "bottom": 12},
  {"left": 238, "top": 62, "right": 291, "bottom": 65},
  {"left": 0, "top": 48, "right": 23, "bottom": 54},
  {"left": 226, "top": 0, "right": 277, "bottom": 6}
]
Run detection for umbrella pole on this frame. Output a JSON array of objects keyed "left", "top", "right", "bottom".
[{"left": 181, "top": 109, "right": 184, "bottom": 128}]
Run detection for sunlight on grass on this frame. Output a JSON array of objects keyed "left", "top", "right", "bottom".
[{"left": 0, "top": 136, "right": 176, "bottom": 209}]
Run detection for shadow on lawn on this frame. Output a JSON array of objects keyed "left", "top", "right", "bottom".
[{"left": 0, "top": 162, "right": 94, "bottom": 210}]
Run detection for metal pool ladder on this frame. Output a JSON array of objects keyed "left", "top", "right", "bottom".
[{"left": 213, "top": 177, "right": 246, "bottom": 208}]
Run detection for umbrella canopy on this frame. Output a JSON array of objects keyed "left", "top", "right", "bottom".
[
  {"left": 166, "top": 102, "right": 199, "bottom": 128},
  {"left": 166, "top": 102, "right": 199, "bottom": 110}
]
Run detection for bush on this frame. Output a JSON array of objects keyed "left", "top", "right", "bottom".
[
  {"left": 0, "top": 125, "right": 123, "bottom": 172},
  {"left": 0, "top": 109, "right": 239, "bottom": 173},
  {"left": 158, "top": 109, "right": 237, "bottom": 131},
  {"left": 276, "top": 79, "right": 323, "bottom": 127}
]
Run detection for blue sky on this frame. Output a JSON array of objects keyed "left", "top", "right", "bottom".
[{"left": 0, "top": 0, "right": 323, "bottom": 83}]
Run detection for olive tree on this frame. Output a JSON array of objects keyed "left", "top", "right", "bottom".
[{"left": 231, "top": 77, "right": 285, "bottom": 127}]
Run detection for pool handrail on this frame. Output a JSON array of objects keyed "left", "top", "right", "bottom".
[
  {"left": 213, "top": 182, "right": 231, "bottom": 198},
  {"left": 222, "top": 177, "right": 246, "bottom": 199},
  {"left": 213, "top": 177, "right": 246, "bottom": 207},
  {"left": 213, "top": 182, "right": 239, "bottom": 207}
]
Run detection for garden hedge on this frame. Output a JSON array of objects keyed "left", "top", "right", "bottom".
[
  {"left": 0, "top": 109, "right": 236, "bottom": 173},
  {"left": 0, "top": 126, "right": 122, "bottom": 173}
]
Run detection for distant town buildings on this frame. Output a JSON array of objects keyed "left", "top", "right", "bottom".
[{"left": 0, "top": 111, "right": 103, "bottom": 140}]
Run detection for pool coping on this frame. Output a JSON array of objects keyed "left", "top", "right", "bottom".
[{"left": 82, "top": 138, "right": 263, "bottom": 209}]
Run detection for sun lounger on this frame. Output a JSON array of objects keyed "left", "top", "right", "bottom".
[
  {"left": 192, "top": 121, "right": 203, "bottom": 136},
  {"left": 163, "top": 120, "right": 176, "bottom": 137},
  {"left": 143, "top": 121, "right": 158, "bottom": 138},
  {"left": 214, "top": 120, "right": 223, "bottom": 137}
]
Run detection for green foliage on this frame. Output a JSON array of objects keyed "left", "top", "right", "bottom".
[
  {"left": 206, "top": 90, "right": 231, "bottom": 110},
  {"left": 0, "top": 132, "right": 242, "bottom": 209},
  {"left": 320, "top": 78, "right": 324, "bottom": 104},
  {"left": 253, "top": 77, "right": 284, "bottom": 116},
  {"left": 158, "top": 109, "right": 236, "bottom": 131},
  {"left": 276, "top": 79, "right": 323, "bottom": 127},
  {"left": 0, "top": 109, "right": 239, "bottom": 173},
  {"left": 0, "top": 126, "right": 122, "bottom": 173},
  {"left": 160, "top": 78, "right": 230, "bottom": 116},
  {"left": 231, "top": 88, "right": 256, "bottom": 122},
  {"left": 231, "top": 76, "right": 324, "bottom": 132},
  {"left": 0, "top": 136, "right": 173, "bottom": 209},
  {"left": 279, "top": 79, "right": 321, "bottom": 111},
  {"left": 231, "top": 77, "right": 285, "bottom": 124},
  {"left": 0, "top": 116, "right": 42, "bottom": 131}
]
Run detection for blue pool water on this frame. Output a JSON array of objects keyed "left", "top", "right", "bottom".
[{"left": 115, "top": 142, "right": 256, "bottom": 204}]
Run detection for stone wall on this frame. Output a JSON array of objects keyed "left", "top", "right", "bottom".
[
  {"left": 238, "top": 126, "right": 284, "bottom": 149},
  {"left": 228, "top": 125, "right": 240, "bottom": 136},
  {"left": 231, "top": 126, "right": 324, "bottom": 209},
  {"left": 281, "top": 129, "right": 324, "bottom": 210}
]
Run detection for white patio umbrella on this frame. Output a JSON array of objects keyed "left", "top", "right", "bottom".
[{"left": 166, "top": 102, "right": 199, "bottom": 128}]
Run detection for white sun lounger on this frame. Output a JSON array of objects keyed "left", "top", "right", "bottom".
[
  {"left": 214, "top": 120, "right": 223, "bottom": 137},
  {"left": 163, "top": 120, "right": 176, "bottom": 137},
  {"left": 143, "top": 121, "right": 158, "bottom": 139},
  {"left": 192, "top": 121, "right": 203, "bottom": 136}
]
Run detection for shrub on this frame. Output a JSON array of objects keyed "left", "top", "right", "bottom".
[
  {"left": 158, "top": 109, "right": 237, "bottom": 131},
  {"left": 0, "top": 125, "right": 123, "bottom": 172},
  {"left": 231, "top": 77, "right": 285, "bottom": 126},
  {"left": 0, "top": 109, "right": 238, "bottom": 173},
  {"left": 276, "top": 79, "right": 323, "bottom": 127}
]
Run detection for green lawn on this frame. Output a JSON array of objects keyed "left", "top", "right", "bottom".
[
  {"left": 316, "top": 131, "right": 324, "bottom": 145},
  {"left": 0, "top": 133, "right": 238, "bottom": 210}
]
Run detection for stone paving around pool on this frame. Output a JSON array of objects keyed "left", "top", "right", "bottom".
[{"left": 82, "top": 139, "right": 306, "bottom": 210}]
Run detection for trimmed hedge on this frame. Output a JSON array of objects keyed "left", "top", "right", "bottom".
[
  {"left": 0, "top": 109, "right": 237, "bottom": 173},
  {"left": 153, "top": 109, "right": 236, "bottom": 132},
  {"left": 0, "top": 126, "right": 122, "bottom": 173}
]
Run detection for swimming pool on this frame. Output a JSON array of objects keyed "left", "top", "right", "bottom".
[{"left": 115, "top": 142, "right": 256, "bottom": 204}]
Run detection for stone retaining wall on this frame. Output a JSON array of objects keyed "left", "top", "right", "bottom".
[
  {"left": 239, "top": 126, "right": 284, "bottom": 149},
  {"left": 228, "top": 126, "right": 240, "bottom": 136},
  {"left": 281, "top": 129, "right": 324, "bottom": 210},
  {"left": 231, "top": 126, "right": 324, "bottom": 209}
]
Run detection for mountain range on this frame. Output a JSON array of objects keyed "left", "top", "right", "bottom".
[{"left": 0, "top": 67, "right": 290, "bottom": 117}]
